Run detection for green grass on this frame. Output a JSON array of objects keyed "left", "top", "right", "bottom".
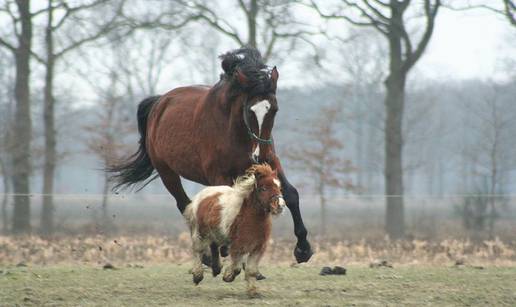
[{"left": 1, "top": 264, "right": 515, "bottom": 306}]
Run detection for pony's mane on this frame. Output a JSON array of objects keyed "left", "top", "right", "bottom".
[
  {"left": 219, "top": 47, "right": 274, "bottom": 97},
  {"left": 231, "top": 163, "right": 275, "bottom": 196},
  {"left": 232, "top": 172, "right": 256, "bottom": 196}
]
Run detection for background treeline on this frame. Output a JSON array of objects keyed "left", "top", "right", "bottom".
[{"left": 0, "top": 0, "right": 515, "bottom": 241}]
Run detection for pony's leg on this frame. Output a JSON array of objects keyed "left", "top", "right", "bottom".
[
  {"left": 222, "top": 254, "right": 243, "bottom": 282},
  {"left": 279, "top": 172, "right": 313, "bottom": 263},
  {"left": 191, "top": 233, "right": 205, "bottom": 285},
  {"left": 210, "top": 242, "right": 222, "bottom": 277},
  {"left": 244, "top": 252, "right": 263, "bottom": 296},
  {"left": 155, "top": 166, "right": 191, "bottom": 213}
]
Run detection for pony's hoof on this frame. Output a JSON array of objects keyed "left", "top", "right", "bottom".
[
  {"left": 193, "top": 273, "right": 204, "bottom": 285},
  {"left": 294, "top": 241, "right": 313, "bottom": 263},
  {"left": 212, "top": 264, "right": 222, "bottom": 277},
  {"left": 256, "top": 272, "right": 266, "bottom": 280},
  {"left": 223, "top": 273, "right": 235, "bottom": 282},
  {"left": 201, "top": 253, "right": 212, "bottom": 267},
  {"left": 247, "top": 287, "right": 261, "bottom": 298},
  {"left": 234, "top": 268, "right": 241, "bottom": 277},
  {"left": 220, "top": 245, "right": 229, "bottom": 257}
]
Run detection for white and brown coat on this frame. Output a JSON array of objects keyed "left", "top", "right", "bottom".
[{"left": 183, "top": 164, "right": 285, "bottom": 295}]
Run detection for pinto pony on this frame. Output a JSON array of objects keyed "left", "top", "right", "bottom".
[
  {"left": 184, "top": 163, "right": 285, "bottom": 294},
  {"left": 109, "top": 47, "right": 312, "bottom": 265}
]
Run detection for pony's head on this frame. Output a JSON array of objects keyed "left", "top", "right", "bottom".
[
  {"left": 219, "top": 47, "right": 279, "bottom": 161},
  {"left": 246, "top": 163, "right": 285, "bottom": 215}
]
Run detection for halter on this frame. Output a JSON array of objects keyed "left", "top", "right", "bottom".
[{"left": 243, "top": 99, "right": 273, "bottom": 145}]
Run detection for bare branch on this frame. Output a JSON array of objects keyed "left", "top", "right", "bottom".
[
  {"left": 444, "top": 0, "right": 515, "bottom": 27},
  {"left": 190, "top": 2, "right": 245, "bottom": 45},
  {"left": 504, "top": 0, "right": 515, "bottom": 26},
  {"left": 402, "top": 0, "right": 441, "bottom": 72},
  {"left": 0, "top": 38, "right": 16, "bottom": 53},
  {"left": 309, "top": 0, "right": 388, "bottom": 35},
  {"left": 361, "top": 0, "right": 389, "bottom": 21},
  {"left": 0, "top": 1, "right": 21, "bottom": 38},
  {"left": 30, "top": 1, "right": 66, "bottom": 17},
  {"left": 371, "top": 0, "right": 389, "bottom": 7}
]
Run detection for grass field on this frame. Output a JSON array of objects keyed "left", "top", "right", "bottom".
[{"left": 1, "top": 264, "right": 515, "bottom": 306}]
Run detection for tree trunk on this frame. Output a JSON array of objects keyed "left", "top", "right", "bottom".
[
  {"left": 11, "top": 0, "right": 33, "bottom": 234},
  {"left": 384, "top": 72, "right": 406, "bottom": 240},
  {"left": 41, "top": 0, "right": 57, "bottom": 236},
  {"left": 246, "top": 0, "right": 258, "bottom": 48},
  {"left": 101, "top": 172, "right": 112, "bottom": 233},
  {"left": 0, "top": 156, "right": 9, "bottom": 234},
  {"left": 355, "top": 91, "right": 364, "bottom": 192},
  {"left": 384, "top": 5, "right": 407, "bottom": 240},
  {"left": 318, "top": 179, "right": 326, "bottom": 236}
]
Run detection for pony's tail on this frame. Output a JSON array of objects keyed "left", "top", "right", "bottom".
[{"left": 108, "top": 95, "right": 160, "bottom": 191}]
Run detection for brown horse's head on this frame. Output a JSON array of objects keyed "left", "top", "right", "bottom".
[
  {"left": 219, "top": 47, "right": 279, "bottom": 161},
  {"left": 246, "top": 163, "right": 285, "bottom": 215}
]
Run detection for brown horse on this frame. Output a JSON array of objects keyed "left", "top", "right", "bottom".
[
  {"left": 184, "top": 163, "right": 284, "bottom": 295},
  {"left": 109, "top": 47, "right": 312, "bottom": 264}
]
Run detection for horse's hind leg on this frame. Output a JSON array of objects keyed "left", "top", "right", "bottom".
[
  {"left": 210, "top": 243, "right": 222, "bottom": 277},
  {"left": 155, "top": 165, "right": 191, "bottom": 213}
]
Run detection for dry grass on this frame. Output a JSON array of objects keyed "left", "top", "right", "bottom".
[
  {"left": 1, "top": 265, "right": 516, "bottom": 306},
  {"left": 1, "top": 234, "right": 516, "bottom": 267}
]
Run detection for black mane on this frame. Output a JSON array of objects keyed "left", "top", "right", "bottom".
[{"left": 219, "top": 47, "right": 274, "bottom": 97}]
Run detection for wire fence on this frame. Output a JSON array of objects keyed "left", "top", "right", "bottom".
[{"left": 1, "top": 193, "right": 515, "bottom": 241}]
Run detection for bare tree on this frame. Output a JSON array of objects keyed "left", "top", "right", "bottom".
[
  {"left": 446, "top": 0, "right": 515, "bottom": 27},
  {"left": 180, "top": 0, "right": 318, "bottom": 61},
  {"left": 83, "top": 70, "right": 134, "bottom": 231},
  {"left": 0, "top": 48, "right": 14, "bottom": 234},
  {"left": 459, "top": 80, "right": 516, "bottom": 238},
  {"left": 284, "top": 104, "right": 355, "bottom": 235},
  {"left": 0, "top": 0, "right": 36, "bottom": 234},
  {"left": 336, "top": 30, "right": 386, "bottom": 193},
  {"left": 34, "top": 0, "right": 125, "bottom": 236},
  {"left": 311, "top": 0, "right": 441, "bottom": 239}
]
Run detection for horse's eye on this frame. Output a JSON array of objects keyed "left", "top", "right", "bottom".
[{"left": 258, "top": 187, "right": 267, "bottom": 192}]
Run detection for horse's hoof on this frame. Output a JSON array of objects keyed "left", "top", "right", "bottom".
[
  {"left": 193, "top": 273, "right": 204, "bottom": 285},
  {"left": 220, "top": 245, "right": 229, "bottom": 257},
  {"left": 256, "top": 272, "right": 266, "bottom": 280},
  {"left": 294, "top": 241, "right": 313, "bottom": 263}
]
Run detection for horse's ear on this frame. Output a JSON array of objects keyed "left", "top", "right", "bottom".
[
  {"left": 235, "top": 69, "right": 249, "bottom": 87},
  {"left": 271, "top": 66, "right": 279, "bottom": 92}
]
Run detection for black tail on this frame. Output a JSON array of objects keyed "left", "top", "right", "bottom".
[{"left": 108, "top": 95, "right": 160, "bottom": 191}]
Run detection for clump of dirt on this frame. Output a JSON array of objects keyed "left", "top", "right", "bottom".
[
  {"left": 320, "top": 266, "right": 346, "bottom": 275},
  {"left": 369, "top": 260, "right": 393, "bottom": 268}
]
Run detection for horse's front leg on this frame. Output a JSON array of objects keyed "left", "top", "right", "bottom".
[{"left": 279, "top": 172, "right": 313, "bottom": 263}]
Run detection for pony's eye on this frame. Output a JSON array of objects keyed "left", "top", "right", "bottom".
[{"left": 258, "top": 187, "right": 267, "bottom": 192}]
